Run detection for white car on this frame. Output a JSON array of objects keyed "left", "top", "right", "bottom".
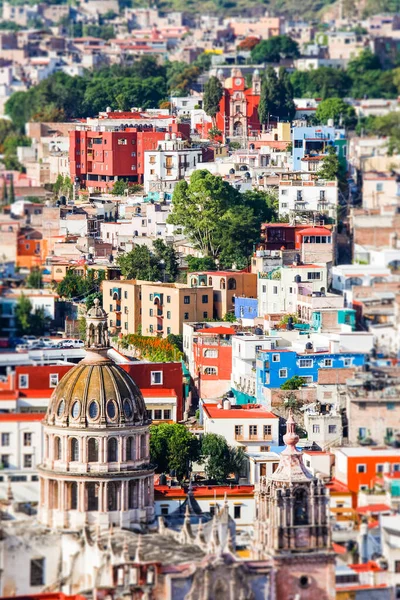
[{"left": 58, "top": 339, "right": 85, "bottom": 349}]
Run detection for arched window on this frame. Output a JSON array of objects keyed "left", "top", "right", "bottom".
[
  {"left": 126, "top": 437, "right": 136, "bottom": 461},
  {"left": 87, "top": 482, "right": 98, "bottom": 511},
  {"left": 228, "top": 278, "right": 236, "bottom": 290},
  {"left": 70, "top": 482, "right": 78, "bottom": 509},
  {"left": 108, "top": 482, "right": 118, "bottom": 511},
  {"left": 140, "top": 434, "right": 146, "bottom": 460},
  {"left": 108, "top": 437, "right": 118, "bottom": 462},
  {"left": 220, "top": 278, "right": 226, "bottom": 290},
  {"left": 204, "top": 366, "right": 217, "bottom": 375},
  {"left": 128, "top": 480, "right": 138, "bottom": 509},
  {"left": 70, "top": 438, "right": 79, "bottom": 462},
  {"left": 294, "top": 488, "right": 308, "bottom": 525},
  {"left": 88, "top": 438, "right": 99, "bottom": 463},
  {"left": 190, "top": 278, "right": 197, "bottom": 287},
  {"left": 208, "top": 276, "right": 212, "bottom": 286},
  {"left": 54, "top": 436, "right": 61, "bottom": 460}
]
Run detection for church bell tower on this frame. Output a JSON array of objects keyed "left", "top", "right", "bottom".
[{"left": 253, "top": 411, "right": 335, "bottom": 600}]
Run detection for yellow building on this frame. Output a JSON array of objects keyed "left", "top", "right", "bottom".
[
  {"left": 102, "top": 279, "right": 143, "bottom": 336},
  {"left": 141, "top": 282, "right": 213, "bottom": 337},
  {"left": 188, "top": 271, "right": 257, "bottom": 319}
]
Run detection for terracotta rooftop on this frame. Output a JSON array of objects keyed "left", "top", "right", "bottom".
[
  {"left": 203, "top": 403, "right": 277, "bottom": 420},
  {"left": 357, "top": 504, "right": 391, "bottom": 514}
]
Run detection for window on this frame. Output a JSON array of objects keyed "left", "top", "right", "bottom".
[
  {"left": 376, "top": 464, "right": 384, "bottom": 474},
  {"left": 263, "top": 425, "right": 272, "bottom": 437},
  {"left": 24, "top": 454, "right": 32, "bottom": 468},
  {"left": 184, "top": 312, "right": 189, "bottom": 320},
  {"left": 202, "top": 295, "right": 208, "bottom": 304},
  {"left": 149, "top": 325, "right": 153, "bottom": 333},
  {"left": 49, "top": 373, "right": 59, "bottom": 388},
  {"left": 19, "top": 374, "right": 29, "bottom": 388},
  {"left": 235, "top": 425, "right": 243, "bottom": 437},
  {"left": 149, "top": 294, "right": 154, "bottom": 301},
  {"left": 279, "top": 368, "right": 288, "bottom": 378},
  {"left": 151, "top": 371, "right": 163, "bottom": 385},
  {"left": 204, "top": 349, "right": 218, "bottom": 358},
  {"left": 184, "top": 296, "right": 190, "bottom": 304},
  {"left": 167, "top": 296, "right": 171, "bottom": 303},
  {"left": 161, "top": 505, "right": 169, "bottom": 515},
  {"left": 203, "top": 311, "right": 208, "bottom": 318},
  {"left": 294, "top": 139, "right": 303, "bottom": 148},
  {"left": 124, "top": 290, "right": 128, "bottom": 299},
  {"left": 357, "top": 464, "right": 366, "bottom": 473},
  {"left": 149, "top": 308, "right": 153, "bottom": 316},
  {"left": 234, "top": 505, "right": 241, "bottom": 519},
  {"left": 204, "top": 367, "right": 217, "bottom": 375},
  {"left": 1, "top": 455, "right": 9, "bottom": 468},
  {"left": 164, "top": 409, "right": 171, "bottom": 420},
  {"left": 343, "top": 358, "right": 352, "bottom": 367},
  {"left": 249, "top": 425, "right": 258, "bottom": 437},
  {"left": 108, "top": 438, "right": 118, "bottom": 462},
  {"left": 273, "top": 286, "right": 278, "bottom": 294},
  {"left": 376, "top": 182, "right": 383, "bottom": 192},
  {"left": 299, "top": 358, "right": 313, "bottom": 368},
  {"left": 359, "top": 484, "right": 368, "bottom": 491},
  {"left": 1, "top": 433, "right": 10, "bottom": 446},
  {"left": 323, "top": 359, "right": 333, "bottom": 367},
  {"left": 88, "top": 438, "right": 99, "bottom": 462},
  {"left": 118, "top": 138, "right": 127, "bottom": 145},
  {"left": 70, "top": 438, "right": 79, "bottom": 461},
  {"left": 210, "top": 505, "right": 216, "bottom": 516},
  {"left": 307, "top": 272, "right": 321, "bottom": 280},
  {"left": 312, "top": 424, "right": 320, "bottom": 433},
  {"left": 395, "top": 560, "right": 400, "bottom": 574},
  {"left": 328, "top": 425, "right": 337, "bottom": 434},
  {"left": 154, "top": 409, "right": 162, "bottom": 420},
  {"left": 394, "top": 464, "right": 400, "bottom": 472},
  {"left": 167, "top": 327, "right": 171, "bottom": 335},
  {"left": 166, "top": 310, "right": 171, "bottom": 319},
  {"left": 387, "top": 402, "right": 395, "bottom": 411},
  {"left": 23, "top": 433, "right": 32, "bottom": 446},
  {"left": 30, "top": 558, "right": 45, "bottom": 586},
  {"left": 272, "top": 353, "right": 280, "bottom": 362}
]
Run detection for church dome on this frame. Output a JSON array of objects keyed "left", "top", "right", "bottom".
[{"left": 44, "top": 361, "right": 148, "bottom": 429}]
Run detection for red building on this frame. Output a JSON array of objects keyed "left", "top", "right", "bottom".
[
  {"left": 0, "top": 361, "right": 184, "bottom": 421},
  {"left": 215, "top": 68, "right": 261, "bottom": 139},
  {"left": 69, "top": 113, "right": 190, "bottom": 192},
  {"left": 193, "top": 326, "right": 234, "bottom": 399}
]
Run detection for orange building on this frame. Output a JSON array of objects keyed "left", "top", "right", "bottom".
[
  {"left": 334, "top": 447, "right": 400, "bottom": 506},
  {"left": 17, "top": 228, "right": 47, "bottom": 269},
  {"left": 193, "top": 326, "right": 235, "bottom": 399}
]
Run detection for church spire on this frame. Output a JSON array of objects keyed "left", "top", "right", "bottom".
[{"left": 270, "top": 409, "right": 312, "bottom": 483}]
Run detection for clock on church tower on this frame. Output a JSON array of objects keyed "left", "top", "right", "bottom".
[{"left": 252, "top": 411, "right": 335, "bottom": 600}]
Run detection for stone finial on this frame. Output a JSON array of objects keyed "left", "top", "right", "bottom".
[
  {"left": 134, "top": 534, "right": 143, "bottom": 563},
  {"left": 282, "top": 408, "right": 299, "bottom": 453},
  {"left": 179, "top": 503, "right": 193, "bottom": 544}
]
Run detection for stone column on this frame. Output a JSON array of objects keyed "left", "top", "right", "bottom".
[
  {"left": 79, "top": 481, "right": 85, "bottom": 512},
  {"left": 99, "top": 482, "right": 104, "bottom": 512},
  {"left": 120, "top": 481, "right": 127, "bottom": 512},
  {"left": 81, "top": 437, "right": 87, "bottom": 464},
  {"left": 104, "top": 481, "right": 108, "bottom": 512}
]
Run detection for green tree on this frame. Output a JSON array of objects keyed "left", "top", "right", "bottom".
[
  {"left": 26, "top": 268, "right": 42, "bottom": 289},
  {"left": 318, "top": 145, "right": 343, "bottom": 181},
  {"left": 315, "top": 97, "right": 357, "bottom": 128},
  {"left": 1, "top": 179, "right": 7, "bottom": 205},
  {"left": 153, "top": 239, "right": 179, "bottom": 282},
  {"left": 258, "top": 67, "right": 281, "bottom": 127},
  {"left": 9, "top": 175, "right": 15, "bottom": 204},
  {"left": 166, "top": 333, "right": 183, "bottom": 352},
  {"left": 187, "top": 256, "right": 217, "bottom": 271},
  {"left": 370, "top": 112, "right": 400, "bottom": 154},
  {"left": 229, "top": 446, "right": 246, "bottom": 483},
  {"left": 203, "top": 76, "right": 223, "bottom": 126},
  {"left": 117, "top": 245, "right": 161, "bottom": 281},
  {"left": 278, "top": 67, "right": 296, "bottom": 121},
  {"left": 112, "top": 179, "right": 128, "bottom": 196},
  {"left": 201, "top": 433, "right": 232, "bottom": 482},
  {"left": 15, "top": 295, "right": 31, "bottom": 334},
  {"left": 251, "top": 35, "right": 299, "bottom": 64},
  {"left": 150, "top": 423, "right": 200, "bottom": 481},
  {"left": 281, "top": 376, "right": 306, "bottom": 390}
]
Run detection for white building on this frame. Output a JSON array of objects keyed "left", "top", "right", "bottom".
[
  {"left": 303, "top": 405, "right": 343, "bottom": 449},
  {"left": 202, "top": 401, "right": 279, "bottom": 451},
  {"left": 258, "top": 263, "right": 329, "bottom": 316},
  {"left": 0, "top": 414, "right": 44, "bottom": 472},
  {"left": 332, "top": 264, "right": 393, "bottom": 293},
  {"left": 170, "top": 96, "right": 202, "bottom": 118},
  {"left": 144, "top": 134, "right": 202, "bottom": 197},
  {"left": 279, "top": 178, "right": 338, "bottom": 221},
  {"left": 231, "top": 334, "right": 277, "bottom": 401}
]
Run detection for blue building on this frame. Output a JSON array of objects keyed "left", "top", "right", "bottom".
[
  {"left": 234, "top": 297, "right": 258, "bottom": 322},
  {"left": 256, "top": 348, "right": 366, "bottom": 402},
  {"left": 292, "top": 125, "right": 347, "bottom": 172}
]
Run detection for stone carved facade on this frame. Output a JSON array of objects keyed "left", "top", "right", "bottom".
[
  {"left": 252, "top": 410, "right": 336, "bottom": 600},
  {"left": 38, "top": 299, "right": 155, "bottom": 531}
]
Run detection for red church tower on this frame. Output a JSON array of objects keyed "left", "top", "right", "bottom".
[{"left": 215, "top": 68, "right": 261, "bottom": 139}]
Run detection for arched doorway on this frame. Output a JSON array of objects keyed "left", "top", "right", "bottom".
[{"left": 233, "top": 121, "right": 243, "bottom": 136}]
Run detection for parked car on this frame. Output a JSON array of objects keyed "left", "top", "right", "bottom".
[
  {"left": 16, "top": 344, "right": 29, "bottom": 353},
  {"left": 58, "top": 339, "right": 85, "bottom": 349}
]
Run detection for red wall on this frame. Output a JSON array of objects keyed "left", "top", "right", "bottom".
[{"left": 346, "top": 455, "right": 400, "bottom": 495}]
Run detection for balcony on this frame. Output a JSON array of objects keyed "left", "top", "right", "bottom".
[{"left": 235, "top": 433, "right": 273, "bottom": 442}]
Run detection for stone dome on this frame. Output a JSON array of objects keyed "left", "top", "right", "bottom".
[{"left": 44, "top": 360, "right": 148, "bottom": 429}]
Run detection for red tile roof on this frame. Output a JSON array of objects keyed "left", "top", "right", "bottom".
[
  {"left": 0, "top": 413, "right": 44, "bottom": 422},
  {"left": 332, "top": 542, "right": 347, "bottom": 555},
  {"left": 196, "top": 327, "right": 236, "bottom": 335},
  {"left": 350, "top": 561, "right": 383, "bottom": 573},
  {"left": 325, "top": 478, "right": 351, "bottom": 494},
  {"left": 357, "top": 504, "right": 391, "bottom": 514},
  {"left": 297, "top": 227, "right": 332, "bottom": 236},
  {"left": 141, "top": 389, "right": 177, "bottom": 398},
  {"left": 203, "top": 403, "right": 277, "bottom": 420}
]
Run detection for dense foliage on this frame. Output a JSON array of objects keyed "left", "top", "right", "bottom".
[
  {"left": 168, "top": 171, "right": 278, "bottom": 269},
  {"left": 56, "top": 268, "right": 105, "bottom": 301},
  {"left": 258, "top": 67, "right": 295, "bottom": 124},
  {"left": 150, "top": 423, "right": 200, "bottom": 481},
  {"left": 120, "top": 334, "right": 183, "bottom": 362},
  {"left": 15, "top": 295, "right": 49, "bottom": 335},
  {"left": 117, "top": 240, "right": 179, "bottom": 282},
  {"left": 4, "top": 56, "right": 211, "bottom": 130},
  {"left": 251, "top": 35, "right": 300, "bottom": 63},
  {"left": 203, "top": 76, "right": 223, "bottom": 125}
]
